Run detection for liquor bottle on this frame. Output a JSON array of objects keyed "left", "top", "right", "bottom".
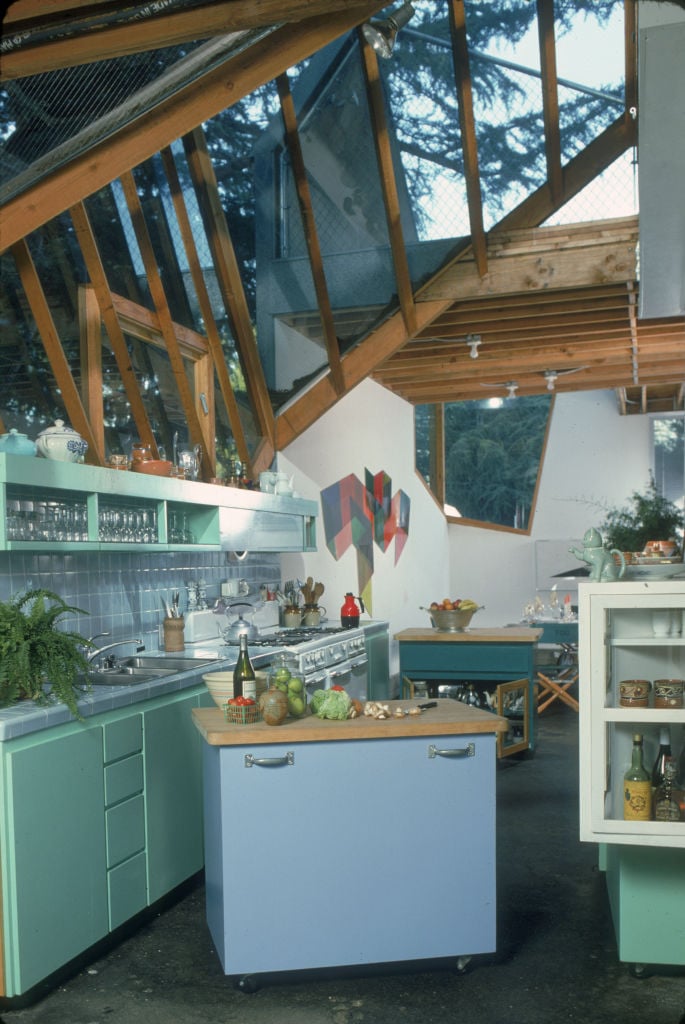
[
  {"left": 233, "top": 634, "right": 256, "bottom": 701},
  {"left": 623, "top": 734, "right": 652, "bottom": 821},
  {"left": 653, "top": 757, "right": 684, "bottom": 822},
  {"left": 651, "top": 727, "right": 672, "bottom": 789}
]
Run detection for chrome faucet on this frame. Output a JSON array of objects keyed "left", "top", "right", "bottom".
[{"left": 88, "top": 638, "right": 145, "bottom": 668}]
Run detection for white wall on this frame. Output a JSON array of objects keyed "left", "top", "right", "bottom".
[{"left": 280, "top": 382, "right": 654, "bottom": 684}]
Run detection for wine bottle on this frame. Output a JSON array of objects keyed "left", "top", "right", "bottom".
[
  {"left": 651, "top": 726, "right": 672, "bottom": 789},
  {"left": 654, "top": 757, "right": 684, "bottom": 822},
  {"left": 233, "top": 634, "right": 256, "bottom": 701},
  {"left": 623, "top": 734, "right": 651, "bottom": 821}
]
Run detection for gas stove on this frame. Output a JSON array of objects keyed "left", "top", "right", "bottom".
[{"left": 221, "top": 626, "right": 349, "bottom": 648}]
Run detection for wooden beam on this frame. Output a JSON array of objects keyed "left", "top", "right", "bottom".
[
  {"left": 183, "top": 126, "right": 275, "bottom": 449},
  {"left": 78, "top": 284, "right": 105, "bottom": 456},
  {"left": 448, "top": 0, "right": 487, "bottom": 276},
  {"left": 2, "top": 2, "right": 384, "bottom": 78},
  {"left": 359, "top": 30, "right": 417, "bottom": 336},
  {"left": 0, "top": 6, "right": 386, "bottom": 250},
  {"left": 119, "top": 168, "right": 215, "bottom": 477},
  {"left": 70, "top": 201, "right": 160, "bottom": 456},
  {"left": 536, "top": 0, "right": 563, "bottom": 202},
  {"left": 159, "top": 145, "right": 252, "bottom": 471},
  {"left": 276, "top": 72, "right": 345, "bottom": 395},
  {"left": 10, "top": 238, "right": 104, "bottom": 464}
]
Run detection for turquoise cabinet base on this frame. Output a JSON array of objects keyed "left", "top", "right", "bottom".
[
  {"left": 605, "top": 845, "right": 685, "bottom": 966},
  {"left": 0, "top": 726, "right": 108, "bottom": 994},
  {"left": 0, "top": 684, "right": 212, "bottom": 998}
]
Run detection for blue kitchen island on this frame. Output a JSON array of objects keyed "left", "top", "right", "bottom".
[{"left": 193, "top": 699, "right": 506, "bottom": 986}]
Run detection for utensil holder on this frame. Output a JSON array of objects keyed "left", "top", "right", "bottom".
[{"left": 163, "top": 616, "right": 185, "bottom": 652}]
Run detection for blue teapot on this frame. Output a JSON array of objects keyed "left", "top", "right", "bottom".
[{"left": 0, "top": 429, "right": 37, "bottom": 457}]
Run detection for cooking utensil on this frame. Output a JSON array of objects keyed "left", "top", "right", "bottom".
[
  {"left": 221, "top": 602, "right": 259, "bottom": 641},
  {"left": 313, "top": 581, "right": 325, "bottom": 603}
]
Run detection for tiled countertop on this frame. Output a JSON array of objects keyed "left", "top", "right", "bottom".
[{"left": 0, "top": 647, "right": 278, "bottom": 742}]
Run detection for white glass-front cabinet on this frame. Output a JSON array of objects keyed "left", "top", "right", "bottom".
[{"left": 579, "top": 580, "right": 685, "bottom": 848}]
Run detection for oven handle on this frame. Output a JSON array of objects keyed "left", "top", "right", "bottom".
[
  {"left": 349, "top": 655, "right": 368, "bottom": 669},
  {"left": 327, "top": 662, "right": 352, "bottom": 681}
]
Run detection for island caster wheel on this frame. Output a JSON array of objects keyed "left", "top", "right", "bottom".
[
  {"left": 628, "top": 963, "right": 649, "bottom": 980},
  {"left": 236, "top": 974, "right": 260, "bottom": 993},
  {"left": 455, "top": 955, "right": 472, "bottom": 974}
]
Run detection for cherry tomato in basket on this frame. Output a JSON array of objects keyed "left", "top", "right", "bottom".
[{"left": 228, "top": 696, "right": 256, "bottom": 706}]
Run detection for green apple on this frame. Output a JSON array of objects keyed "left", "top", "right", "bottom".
[
  {"left": 288, "top": 696, "right": 305, "bottom": 716},
  {"left": 287, "top": 676, "right": 303, "bottom": 693}
]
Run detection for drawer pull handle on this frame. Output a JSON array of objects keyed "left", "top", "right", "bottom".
[
  {"left": 244, "top": 751, "right": 294, "bottom": 768},
  {"left": 428, "top": 743, "right": 475, "bottom": 759}
]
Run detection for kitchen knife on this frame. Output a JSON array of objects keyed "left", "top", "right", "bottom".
[{"left": 417, "top": 701, "right": 438, "bottom": 709}]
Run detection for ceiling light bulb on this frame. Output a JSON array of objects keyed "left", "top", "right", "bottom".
[
  {"left": 466, "top": 333, "right": 481, "bottom": 359},
  {"left": 362, "top": 2, "right": 415, "bottom": 59}
]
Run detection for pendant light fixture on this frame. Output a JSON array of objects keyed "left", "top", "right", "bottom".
[{"left": 362, "top": 2, "right": 416, "bottom": 59}]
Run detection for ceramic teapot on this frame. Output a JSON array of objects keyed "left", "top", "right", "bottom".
[
  {"left": 569, "top": 528, "right": 626, "bottom": 582},
  {"left": 0, "top": 429, "right": 37, "bottom": 457},
  {"left": 36, "top": 420, "right": 88, "bottom": 462}
]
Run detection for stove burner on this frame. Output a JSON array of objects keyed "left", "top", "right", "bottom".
[{"left": 220, "top": 626, "right": 349, "bottom": 648}]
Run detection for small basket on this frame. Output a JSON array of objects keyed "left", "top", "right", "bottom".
[{"left": 223, "top": 702, "right": 261, "bottom": 725}]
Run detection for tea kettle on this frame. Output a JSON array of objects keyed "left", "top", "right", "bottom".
[
  {"left": 340, "top": 593, "right": 365, "bottom": 629},
  {"left": 220, "top": 602, "right": 259, "bottom": 642}
]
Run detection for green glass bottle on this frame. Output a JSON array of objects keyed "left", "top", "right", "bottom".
[
  {"left": 233, "top": 634, "right": 256, "bottom": 701},
  {"left": 623, "top": 734, "right": 651, "bottom": 821}
]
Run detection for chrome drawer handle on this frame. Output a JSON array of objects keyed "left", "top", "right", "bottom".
[
  {"left": 428, "top": 743, "right": 475, "bottom": 759},
  {"left": 244, "top": 751, "right": 294, "bottom": 768}
]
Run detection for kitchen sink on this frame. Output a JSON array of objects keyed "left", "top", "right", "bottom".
[
  {"left": 120, "top": 656, "right": 219, "bottom": 671},
  {"left": 86, "top": 655, "right": 220, "bottom": 686}
]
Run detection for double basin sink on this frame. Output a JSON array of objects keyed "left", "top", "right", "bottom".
[{"left": 88, "top": 655, "right": 220, "bottom": 686}]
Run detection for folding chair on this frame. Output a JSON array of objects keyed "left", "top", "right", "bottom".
[{"left": 536, "top": 643, "right": 579, "bottom": 713}]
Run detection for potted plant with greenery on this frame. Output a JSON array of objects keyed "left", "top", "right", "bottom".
[
  {"left": 0, "top": 588, "right": 93, "bottom": 719},
  {"left": 600, "top": 476, "right": 683, "bottom": 558}
]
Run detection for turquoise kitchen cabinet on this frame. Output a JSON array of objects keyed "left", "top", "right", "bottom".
[
  {"left": 396, "top": 627, "right": 541, "bottom": 756},
  {"left": 0, "top": 681, "right": 213, "bottom": 1000},
  {"left": 0, "top": 452, "right": 317, "bottom": 553},
  {"left": 0, "top": 724, "right": 108, "bottom": 995},
  {"left": 364, "top": 621, "right": 390, "bottom": 699},
  {"left": 144, "top": 689, "right": 213, "bottom": 903}
]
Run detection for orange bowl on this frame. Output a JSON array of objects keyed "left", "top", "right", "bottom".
[{"left": 132, "top": 459, "right": 173, "bottom": 477}]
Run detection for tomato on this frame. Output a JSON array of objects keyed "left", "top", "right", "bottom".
[
  {"left": 228, "top": 695, "right": 256, "bottom": 705},
  {"left": 330, "top": 684, "right": 345, "bottom": 692}
]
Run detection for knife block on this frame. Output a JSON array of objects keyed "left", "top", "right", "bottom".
[{"left": 163, "top": 616, "right": 185, "bottom": 652}]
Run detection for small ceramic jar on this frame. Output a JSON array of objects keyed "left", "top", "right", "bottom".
[
  {"left": 0, "top": 429, "right": 37, "bottom": 457},
  {"left": 36, "top": 420, "right": 88, "bottom": 462},
  {"left": 653, "top": 679, "right": 684, "bottom": 709},
  {"left": 618, "top": 679, "right": 652, "bottom": 708}
]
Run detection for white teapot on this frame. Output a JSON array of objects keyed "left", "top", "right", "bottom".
[{"left": 36, "top": 420, "right": 88, "bottom": 463}]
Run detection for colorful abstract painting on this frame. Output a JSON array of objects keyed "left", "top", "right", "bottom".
[{"left": 321, "top": 470, "right": 410, "bottom": 613}]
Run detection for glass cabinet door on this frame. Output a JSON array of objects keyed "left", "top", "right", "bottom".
[{"left": 579, "top": 581, "right": 685, "bottom": 848}]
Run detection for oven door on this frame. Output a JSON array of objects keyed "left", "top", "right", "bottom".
[{"left": 326, "top": 654, "right": 369, "bottom": 701}]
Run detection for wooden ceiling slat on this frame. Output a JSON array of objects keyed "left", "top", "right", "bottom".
[
  {"left": 360, "top": 31, "right": 417, "bottom": 337},
  {"left": 183, "top": 126, "right": 275, "bottom": 461},
  {"left": 119, "top": 169, "right": 216, "bottom": 477},
  {"left": 159, "top": 145, "right": 251, "bottom": 470},
  {"left": 276, "top": 72, "right": 345, "bottom": 395},
  {"left": 2, "top": 1, "right": 385, "bottom": 79},
  {"left": 10, "top": 238, "right": 104, "bottom": 463},
  {"left": 448, "top": 0, "right": 487, "bottom": 277},
  {"left": 78, "top": 283, "right": 105, "bottom": 456}
]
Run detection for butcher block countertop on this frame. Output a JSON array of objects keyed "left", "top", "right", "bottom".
[
  {"left": 394, "top": 627, "right": 543, "bottom": 644},
  {"left": 192, "top": 699, "right": 507, "bottom": 746}
]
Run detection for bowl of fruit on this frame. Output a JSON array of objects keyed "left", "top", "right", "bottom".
[{"left": 422, "top": 599, "right": 481, "bottom": 632}]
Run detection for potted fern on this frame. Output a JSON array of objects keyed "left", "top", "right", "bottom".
[
  {"left": 600, "top": 476, "right": 683, "bottom": 559},
  {"left": 0, "top": 589, "right": 93, "bottom": 719}
]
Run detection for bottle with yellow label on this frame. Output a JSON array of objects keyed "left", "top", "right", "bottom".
[{"left": 623, "top": 733, "right": 652, "bottom": 821}]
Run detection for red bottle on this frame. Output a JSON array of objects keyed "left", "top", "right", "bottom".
[{"left": 341, "top": 593, "right": 364, "bottom": 629}]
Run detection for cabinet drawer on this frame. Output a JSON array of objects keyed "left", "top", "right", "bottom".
[
  {"left": 104, "top": 715, "right": 143, "bottom": 763},
  {"left": 108, "top": 851, "right": 148, "bottom": 931},
  {"left": 106, "top": 794, "right": 145, "bottom": 868},
  {"left": 400, "top": 642, "right": 531, "bottom": 678},
  {"left": 104, "top": 754, "right": 144, "bottom": 807}
]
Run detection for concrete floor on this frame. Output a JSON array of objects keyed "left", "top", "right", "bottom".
[{"left": 1, "top": 707, "right": 684, "bottom": 1024}]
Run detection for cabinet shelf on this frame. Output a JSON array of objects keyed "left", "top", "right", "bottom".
[
  {"left": 0, "top": 453, "right": 317, "bottom": 553},
  {"left": 579, "top": 580, "right": 685, "bottom": 849}
]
